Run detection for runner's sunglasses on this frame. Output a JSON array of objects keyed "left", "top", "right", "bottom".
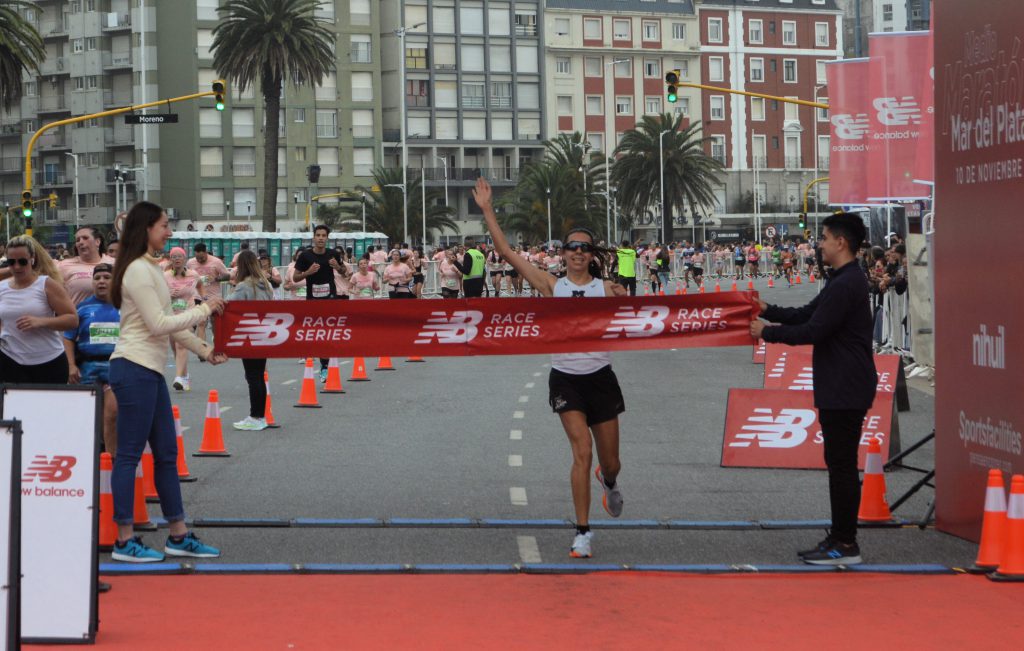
[{"left": 563, "top": 241, "right": 595, "bottom": 253}]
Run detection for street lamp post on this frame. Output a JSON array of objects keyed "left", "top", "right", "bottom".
[
  {"left": 65, "top": 152, "right": 79, "bottom": 229},
  {"left": 434, "top": 155, "right": 448, "bottom": 208},
  {"left": 812, "top": 83, "right": 827, "bottom": 236},
  {"left": 546, "top": 187, "right": 552, "bottom": 245},
  {"left": 421, "top": 165, "right": 427, "bottom": 246},
  {"left": 659, "top": 130, "right": 669, "bottom": 241},
  {"left": 361, "top": 191, "right": 366, "bottom": 233},
  {"left": 605, "top": 59, "right": 629, "bottom": 245},
  {"left": 247, "top": 200, "right": 252, "bottom": 228},
  {"left": 395, "top": 21, "right": 427, "bottom": 246}
]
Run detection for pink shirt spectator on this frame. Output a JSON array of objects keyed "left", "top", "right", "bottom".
[
  {"left": 383, "top": 263, "right": 412, "bottom": 286},
  {"left": 350, "top": 271, "right": 378, "bottom": 299},
  {"left": 370, "top": 250, "right": 388, "bottom": 265},
  {"left": 438, "top": 260, "right": 461, "bottom": 290},
  {"left": 58, "top": 255, "right": 115, "bottom": 305},
  {"left": 164, "top": 270, "right": 202, "bottom": 314},
  {"left": 186, "top": 255, "right": 230, "bottom": 299}
]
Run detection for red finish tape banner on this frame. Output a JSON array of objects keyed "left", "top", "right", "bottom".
[{"left": 215, "top": 293, "right": 760, "bottom": 358}]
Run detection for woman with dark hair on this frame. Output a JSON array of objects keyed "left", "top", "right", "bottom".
[
  {"left": 108, "top": 201, "right": 227, "bottom": 562},
  {"left": 410, "top": 246, "right": 426, "bottom": 298},
  {"left": 58, "top": 226, "right": 114, "bottom": 305},
  {"left": 383, "top": 249, "right": 414, "bottom": 299},
  {"left": 229, "top": 250, "right": 274, "bottom": 431},
  {"left": 473, "top": 177, "right": 628, "bottom": 560}
]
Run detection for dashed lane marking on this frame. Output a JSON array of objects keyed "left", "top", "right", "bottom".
[
  {"left": 532, "top": 372, "right": 542, "bottom": 377},
  {"left": 509, "top": 430, "right": 522, "bottom": 440},
  {"left": 524, "top": 382, "right": 535, "bottom": 389},
  {"left": 508, "top": 455, "right": 522, "bottom": 467},
  {"left": 517, "top": 536, "right": 542, "bottom": 563},
  {"left": 220, "top": 406, "right": 232, "bottom": 412},
  {"left": 513, "top": 411, "right": 525, "bottom": 419},
  {"left": 281, "top": 379, "right": 298, "bottom": 385},
  {"left": 510, "top": 487, "right": 528, "bottom": 505},
  {"left": 518, "top": 395, "right": 529, "bottom": 403}
]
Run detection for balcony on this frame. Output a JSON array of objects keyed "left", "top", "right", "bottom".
[
  {"left": 38, "top": 171, "right": 70, "bottom": 186},
  {"left": 200, "top": 164, "right": 223, "bottom": 177},
  {"left": 39, "top": 56, "right": 68, "bottom": 76},
  {"left": 461, "top": 95, "right": 485, "bottom": 109},
  {"left": 101, "top": 13, "right": 132, "bottom": 32},
  {"left": 316, "top": 124, "right": 337, "bottom": 138},
  {"left": 103, "top": 90, "right": 133, "bottom": 107},
  {"left": 490, "top": 96, "right": 512, "bottom": 109},
  {"left": 0, "top": 157, "right": 23, "bottom": 173},
  {"left": 104, "top": 129, "right": 134, "bottom": 146},
  {"left": 784, "top": 156, "right": 803, "bottom": 169},
  {"left": 435, "top": 63, "right": 457, "bottom": 71},
  {"left": 416, "top": 167, "right": 520, "bottom": 184},
  {"left": 37, "top": 96, "right": 69, "bottom": 113},
  {"left": 39, "top": 21, "right": 68, "bottom": 39},
  {"left": 234, "top": 163, "right": 256, "bottom": 176},
  {"left": 514, "top": 24, "right": 538, "bottom": 37},
  {"left": 0, "top": 121, "right": 22, "bottom": 138},
  {"left": 515, "top": 132, "right": 542, "bottom": 141},
  {"left": 104, "top": 52, "right": 133, "bottom": 70},
  {"left": 37, "top": 132, "right": 70, "bottom": 150}
]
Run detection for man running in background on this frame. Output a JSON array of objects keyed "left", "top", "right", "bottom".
[
  {"left": 615, "top": 240, "right": 638, "bottom": 296},
  {"left": 186, "top": 243, "right": 231, "bottom": 346},
  {"left": 294, "top": 224, "right": 343, "bottom": 382}
]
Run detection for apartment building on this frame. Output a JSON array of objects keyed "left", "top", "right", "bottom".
[
  {"left": 380, "top": 0, "right": 547, "bottom": 240},
  {"left": 697, "top": 0, "right": 843, "bottom": 219}
]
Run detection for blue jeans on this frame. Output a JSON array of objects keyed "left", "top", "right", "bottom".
[{"left": 109, "top": 358, "right": 185, "bottom": 525}]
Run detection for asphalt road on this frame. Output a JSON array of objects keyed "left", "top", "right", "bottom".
[{"left": 114, "top": 276, "right": 971, "bottom": 568}]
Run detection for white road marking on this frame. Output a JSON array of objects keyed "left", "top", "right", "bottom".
[
  {"left": 541, "top": 363, "right": 550, "bottom": 368},
  {"left": 524, "top": 382, "right": 535, "bottom": 389},
  {"left": 509, "top": 429, "right": 522, "bottom": 440},
  {"left": 510, "top": 487, "right": 528, "bottom": 505},
  {"left": 220, "top": 406, "right": 232, "bottom": 412},
  {"left": 517, "top": 536, "right": 542, "bottom": 563},
  {"left": 532, "top": 372, "right": 542, "bottom": 377},
  {"left": 338, "top": 360, "right": 351, "bottom": 366},
  {"left": 518, "top": 395, "right": 529, "bottom": 403},
  {"left": 281, "top": 379, "right": 298, "bottom": 385},
  {"left": 513, "top": 411, "right": 525, "bottom": 419},
  {"left": 181, "top": 426, "right": 191, "bottom": 432},
  {"left": 508, "top": 455, "right": 522, "bottom": 467}
]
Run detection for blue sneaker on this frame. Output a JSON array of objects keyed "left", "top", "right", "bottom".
[
  {"left": 164, "top": 532, "right": 221, "bottom": 558},
  {"left": 111, "top": 536, "right": 165, "bottom": 563}
]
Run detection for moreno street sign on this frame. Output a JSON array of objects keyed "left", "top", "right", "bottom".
[{"left": 124, "top": 114, "right": 179, "bottom": 124}]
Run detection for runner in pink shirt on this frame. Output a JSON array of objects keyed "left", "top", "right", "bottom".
[
  {"left": 383, "top": 250, "right": 414, "bottom": 299},
  {"left": 438, "top": 249, "right": 462, "bottom": 298},
  {"left": 58, "top": 226, "right": 115, "bottom": 305},
  {"left": 349, "top": 258, "right": 380, "bottom": 299},
  {"left": 186, "top": 243, "right": 231, "bottom": 344},
  {"left": 369, "top": 246, "right": 388, "bottom": 265},
  {"left": 283, "top": 248, "right": 306, "bottom": 300},
  {"left": 164, "top": 247, "right": 203, "bottom": 391}
]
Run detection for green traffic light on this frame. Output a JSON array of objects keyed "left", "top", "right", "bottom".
[
  {"left": 667, "top": 91, "right": 678, "bottom": 103},
  {"left": 23, "top": 207, "right": 33, "bottom": 217},
  {"left": 215, "top": 99, "right": 225, "bottom": 111}
]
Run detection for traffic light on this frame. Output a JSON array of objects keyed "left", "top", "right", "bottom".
[
  {"left": 212, "top": 79, "right": 226, "bottom": 111},
  {"left": 48, "top": 193, "right": 57, "bottom": 208},
  {"left": 797, "top": 213, "right": 806, "bottom": 229},
  {"left": 22, "top": 190, "right": 32, "bottom": 217},
  {"left": 665, "top": 69, "right": 680, "bottom": 103},
  {"left": 307, "top": 165, "right": 321, "bottom": 183}
]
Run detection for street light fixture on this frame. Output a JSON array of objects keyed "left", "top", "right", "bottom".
[
  {"left": 65, "top": 152, "right": 79, "bottom": 229},
  {"left": 812, "top": 83, "right": 827, "bottom": 235},
  {"left": 546, "top": 187, "right": 552, "bottom": 245},
  {"left": 395, "top": 21, "right": 427, "bottom": 245},
  {"left": 659, "top": 129, "right": 670, "bottom": 241},
  {"left": 434, "top": 155, "right": 448, "bottom": 208},
  {"left": 605, "top": 58, "right": 630, "bottom": 244}
]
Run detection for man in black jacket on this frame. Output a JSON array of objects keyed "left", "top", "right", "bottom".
[{"left": 750, "top": 212, "right": 877, "bottom": 565}]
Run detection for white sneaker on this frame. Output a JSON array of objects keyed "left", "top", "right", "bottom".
[
  {"left": 172, "top": 376, "right": 184, "bottom": 391},
  {"left": 233, "top": 417, "right": 268, "bottom": 431},
  {"left": 569, "top": 531, "right": 593, "bottom": 558},
  {"left": 181, "top": 376, "right": 191, "bottom": 392},
  {"left": 595, "top": 467, "right": 623, "bottom": 517}
]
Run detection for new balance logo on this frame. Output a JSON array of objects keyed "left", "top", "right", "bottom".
[
  {"left": 767, "top": 352, "right": 789, "bottom": 379},
  {"left": 602, "top": 306, "right": 669, "bottom": 339},
  {"left": 227, "top": 313, "right": 295, "bottom": 347},
  {"left": 831, "top": 113, "right": 870, "bottom": 140},
  {"left": 729, "top": 408, "right": 816, "bottom": 448},
  {"left": 873, "top": 96, "right": 922, "bottom": 126},
  {"left": 788, "top": 367, "right": 814, "bottom": 391},
  {"left": 22, "top": 455, "right": 76, "bottom": 483},
  {"left": 415, "top": 310, "right": 483, "bottom": 344}
]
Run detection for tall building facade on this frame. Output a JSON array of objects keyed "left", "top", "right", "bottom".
[
  {"left": 697, "top": 0, "right": 843, "bottom": 220},
  {"left": 381, "top": 0, "right": 547, "bottom": 241}
]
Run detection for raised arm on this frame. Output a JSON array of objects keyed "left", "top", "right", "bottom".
[{"left": 471, "top": 177, "right": 555, "bottom": 296}]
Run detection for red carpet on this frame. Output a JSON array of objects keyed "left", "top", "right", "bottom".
[{"left": 32, "top": 573, "right": 1024, "bottom": 649}]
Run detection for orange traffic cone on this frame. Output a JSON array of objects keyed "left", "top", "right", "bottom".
[
  {"left": 857, "top": 437, "right": 892, "bottom": 522},
  {"left": 644, "top": 286, "right": 651, "bottom": 296},
  {"left": 133, "top": 463, "right": 156, "bottom": 531},
  {"left": 809, "top": 270, "right": 817, "bottom": 283},
  {"left": 768, "top": 276, "right": 775, "bottom": 288},
  {"left": 322, "top": 358, "right": 346, "bottom": 394},
  {"left": 657, "top": 289, "right": 666, "bottom": 296},
  {"left": 194, "top": 389, "right": 232, "bottom": 455},
  {"left": 172, "top": 405, "right": 197, "bottom": 482},
  {"left": 263, "top": 372, "right": 280, "bottom": 429},
  {"left": 349, "top": 357, "right": 371, "bottom": 382},
  {"left": 698, "top": 283, "right": 705, "bottom": 294},
  {"left": 98, "top": 452, "right": 116, "bottom": 551},
  {"left": 990, "top": 475, "right": 1024, "bottom": 581},
  {"left": 715, "top": 281, "right": 721, "bottom": 293},
  {"left": 406, "top": 356, "right": 426, "bottom": 363},
  {"left": 968, "top": 469, "right": 1007, "bottom": 574},
  {"left": 730, "top": 280, "right": 738, "bottom": 291},
  {"left": 375, "top": 356, "right": 396, "bottom": 371},
  {"left": 681, "top": 285, "right": 688, "bottom": 295},
  {"left": 141, "top": 442, "right": 159, "bottom": 503},
  {"left": 747, "top": 279, "right": 755, "bottom": 291},
  {"left": 294, "top": 358, "right": 323, "bottom": 408},
  {"left": 795, "top": 273, "right": 803, "bottom": 285},
  {"left": 674, "top": 286, "right": 682, "bottom": 296}
]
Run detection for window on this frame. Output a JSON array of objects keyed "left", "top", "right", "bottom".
[
  {"left": 614, "top": 58, "right": 631, "bottom": 77},
  {"left": 708, "top": 56, "right": 724, "bottom": 82},
  {"left": 676, "top": 97, "right": 690, "bottom": 117},
  {"left": 517, "top": 117, "right": 540, "bottom": 140},
  {"left": 406, "top": 46, "right": 427, "bottom": 70},
  {"left": 584, "top": 57, "right": 602, "bottom": 77},
  {"left": 748, "top": 19, "right": 763, "bottom": 44},
  {"left": 514, "top": 9, "right": 537, "bottom": 36},
  {"left": 586, "top": 132, "right": 604, "bottom": 151},
  {"left": 350, "top": 34, "right": 371, "bottom": 63},
  {"left": 710, "top": 136, "right": 726, "bottom": 164},
  {"left": 612, "top": 19, "right": 630, "bottom": 40},
  {"left": 517, "top": 82, "right": 539, "bottom": 109},
  {"left": 555, "top": 57, "right": 571, "bottom": 74},
  {"left": 615, "top": 96, "right": 632, "bottom": 115},
  {"left": 86, "top": 37, "right": 97, "bottom": 51},
  {"left": 584, "top": 17, "right": 601, "bottom": 40},
  {"left": 317, "top": 148, "right": 339, "bottom": 176},
  {"left": 460, "top": 4, "right": 484, "bottom": 35},
  {"left": 73, "top": 38, "right": 84, "bottom": 53},
  {"left": 314, "top": 1, "right": 334, "bottom": 21},
  {"left": 197, "top": 29, "right": 214, "bottom": 58},
  {"left": 783, "top": 59, "right": 797, "bottom": 83},
  {"left": 645, "top": 96, "right": 661, "bottom": 115},
  {"left": 817, "top": 101, "right": 829, "bottom": 122},
  {"left": 749, "top": 58, "right": 764, "bottom": 82},
  {"left": 782, "top": 21, "right": 796, "bottom": 46},
  {"left": 294, "top": 108, "right": 305, "bottom": 123},
  {"left": 23, "top": 81, "right": 37, "bottom": 97},
  {"left": 815, "top": 23, "right": 829, "bottom": 47},
  {"left": 644, "top": 59, "right": 660, "bottom": 78},
  {"left": 433, "top": 6, "right": 455, "bottom": 33},
  {"left": 490, "top": 82, "right": 512, "bottom": 108},
  {"left": 785, "top": 135, "right": 801, "bottom": 167},
  {"left": 557, "top": 96, "right": 573, "bottom": 115},
  {"left": 462, "top": 82, "right": 485, "bottom": 108},
  {"left": 488, "top": 6, "right": 511, "bottom": 35},
  {"left": 882, "top": 4, "right": 893, "bottom": 22},
  {"left": 201, "top": 189, "right": 224, "bottom": 217},
  {"left": 353, "top": 148, "right": 374, "bottom": 177},
  {"left": 294, "top": 147, "right": 306, "bottom": 162},
  {"left": 351, "top": 72, "right": 373, "bottom": 101},
  {"left": 352, "top": 110, "right": 373, "bottom": 138},
  {"left": 708, "top": 18, "right": 722, "bottom": 43},
  {"left": 710, "top": 96, "right": 725, "bottom": 120},
  {"left": 406, "top": 79, "right": 430, "bottom": 107},
  {"left": 489, "top": 117, "right": 510, "bottom": 140},
  {"left": 671, "top": 23, "right": 686, "bottom": 41},
  {"left": 350, "top": 0, "right": 370, "bottom": 26},
  {"left": 408, "top": 115, "right": 430, "bottom": 137},
  {"left": 436, "top": 117, "right": 458, "bottom": 140},
  {"left": 750, "top": 97, "right": 765, "bottom": 121},
  {"left": 435, "top": 43, "right": 456, "bottom": 69},
  {"left": 462, "top": 44, "right": 484, "bottom": 71},
  {"left": 199, "top": 108, "right": 221, "bottom": 137},
  {"left": 315, "top": 71, "right": 336, "bottom": 101},
  {"left": 515, "top": 46, "right": 538, "bottom": 73},
  {"left": 677, "top": 59, "right": 690, "bottom": 79},
  {"left": 642, "top": 20, "right": 659, "bottom": 41},
  {"left": 432, "top": 80, "right": 455, "bottom": 108},
  {"left": 585, "top": 95, "right": 603, "bottom": 115},
  {"left": 553, "top": 17, "right": 570, "bottom": 36},
  {"left": 232, "top": 108, "right": 254, "bottom": 138},
  {"left": 817, "top": 135, "right": 830, "bottom": 168},
  {"left": 199, "top": 147, "right": 222, "bottom": 177},
  {"left": 233, "top": 147, "right": 256, "bottom": 176},
  {"left": 751, "top": 135, "right": 767, "bottom": 167},
  {"left": 816, "top": 60, "right": 827, "bottom": 84},
  {"left": 784, "top": 98, "right": 799, "bottom": 121},
  {"left": 316, "top": 110, "right": 337, "bottom": 138}
]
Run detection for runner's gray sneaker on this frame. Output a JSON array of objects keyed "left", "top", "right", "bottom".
[{"left": 595, "top": 467, "right": 623, "bottom": 517}]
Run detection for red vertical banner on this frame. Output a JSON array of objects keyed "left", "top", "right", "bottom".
[
  {"left": 826, "top": 59, "right": 873, "bottom": 204},
  {"left": 934, "top": 9, "right": 1024, "bottom": 541},
  {"left": 915, "top": 29, "right": 936, "bottom": 184},
  {"left": 867, "top": 32, "right": 934, "bottom": 199}
]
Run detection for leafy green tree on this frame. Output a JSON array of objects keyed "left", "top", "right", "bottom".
[
  {"left": 339, "top": 167, "right": 456, "bottom": 244},
  {"left": 0, "top": 1, "right": 45, "bottom": 111}
]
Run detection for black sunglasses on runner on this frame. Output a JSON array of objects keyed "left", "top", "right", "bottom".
[
  {"left": 8, "top": 258, "right": 31, "bottom": 267},
  {"left": 563, "top": 241, "right": 595, "bottom": 253}
]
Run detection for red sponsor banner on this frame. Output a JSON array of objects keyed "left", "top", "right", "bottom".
[
  {"left": 762, "top": 346, "right": 903, "bottom": 395},
  {"left": 763, "top": 344, "right": 813, "bottom": 386},
  {"left": 826, "top": 59, "right": 875, "bottom": 204},
  {"left": 914, "top": 28, "right": 935, "bottom": 184},
  {"left": 721, "top": 389, "right": 896, "bottom": 470},
  {"left": 867, "top": 32, "right": 934, "bottom": 199},
  {"left": 752, "top": 340, "right": 766, "bottom": 364},
  {"left": 215, "top": 293, "right": 759, "bottom": 358}
]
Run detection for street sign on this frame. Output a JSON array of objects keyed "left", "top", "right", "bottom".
[
  {"left": 124, "top": 114, "right": 178, "bottom": 124},
  {"left": 765, "top": 226, "right": 777, "bottom": 238}
]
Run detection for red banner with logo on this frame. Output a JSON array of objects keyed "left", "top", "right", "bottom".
[
  {"left": 762, "top": 344, "right": 903, "bottom": 394},
  {"left": 752, "top": 340, "right": 766, "bottom": 364},
  {"left": 867, "top": 32, "right": 934, "bottom": 199},
  {"left": 214, "top": 293, "right": 760, "bottom": 358},
  {"left": 721, "top": 389, "right": 896, "bottom": 470},
  {"left": 826, "top": 58, "right": 875, "bottom": 204}
]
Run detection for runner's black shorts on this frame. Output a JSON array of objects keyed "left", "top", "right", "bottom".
[{"left": 548, "top": 365, "right": 625, "bottom": 426}]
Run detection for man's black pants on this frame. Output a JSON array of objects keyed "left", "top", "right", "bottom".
[
  {"left": 819, "top": 408, "right": 867, "bottom": 544},
  {"left": 617, "top": 275, "right": 637, "bottom": 296}
]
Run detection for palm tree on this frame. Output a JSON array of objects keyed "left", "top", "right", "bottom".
[
  {"left": 612, "top": 113, "right": 723, "bottom": 245},
  {"left": 543, "top": 132, "right": 608, "bottom": 223},
  {"left": 498, "top": 160, "right": 605, "bottom": 244},
  {"left": 212, "top": 0, "right": 334, "bottom": 232},
  {"left": 0, "top": 1, "right": 45, "bottom": 111},
  {"left": 340, "top": 167, "right": 457, "bottom": 244}
]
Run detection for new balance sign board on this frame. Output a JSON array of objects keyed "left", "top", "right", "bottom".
[
  {"left": 1, "top": 387, "right": 100, "bottom": 643},
  {"left": 762, "top": 347, "right": 909, "bottom": 410},
  {"left": 0, "top": 420, "right": 23, "bottom": 651},
  {"left": 752, "top": 340, "right": 766, "bottom": 364},
  {"left": 721, "top": 389, "right": 896, "bottom": 470}
]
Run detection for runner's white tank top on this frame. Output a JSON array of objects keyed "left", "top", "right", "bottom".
[
  {"left": 551, "top": 276, "right": 610, "bottom": 375},
  {"left": 0, "top": 276, "right": 65, "bottom": 365}
]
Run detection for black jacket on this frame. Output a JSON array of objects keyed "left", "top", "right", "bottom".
[{"left": 761, "top": 259, "right": 877, "bottom": 410}]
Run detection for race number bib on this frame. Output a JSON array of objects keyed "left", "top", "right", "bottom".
[
  {"left": 88, "top": 322, "right": 120, "bottom": 345},
  {"left": 171, "top": 298, "right": 188, "bottom": 312},
  {"left": 312, "top": 283, "right": 331, "bottom": 298},
  {"left": 295, "top": 286, "right": 307, "bottom": 298},
  {"left": 444, "top": 278, "right": 458, "bottom": 289},
  {"left": 358, "top": 287, "right": 374, "bottom": 297}
]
